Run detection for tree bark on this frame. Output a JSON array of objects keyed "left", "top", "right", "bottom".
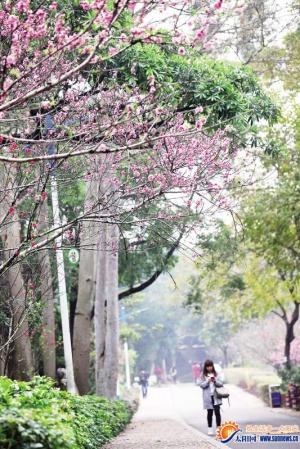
[
  {"left": 94, "top": 158, "right": 120, "bottom": 399},
  {"left": 0, "top": 163, "right": 32, "bottom": 380},
  {"left": 221, "top": 345, "right": 228, "bottom": 367},
  {"left": 95, "top": 227, "right": 107, "bottom": 397},
  {"left": 37, "top": 199, "right": 56, "bottom": 379},
  {"left": 6, "top": 264, "right": 33, "bottom": 380},
  {"left": 73, "top": 177, "right": 98, "bottom": 395},
  {"left": 103, "top": 223, "right": 119, "bottom": 399},
  {"left": 0, "top": 359, "right": 4, "bottom": 376},
  {"left": 273, "top": 299, "right": 299, "bottom": 370},
  {"left": 284, "top": 301, "right": 299, "bottom": 369}
]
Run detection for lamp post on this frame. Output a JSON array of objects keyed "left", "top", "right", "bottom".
[
  {"left": 120, "top": 306, "right": 131, "bottom": 390},
  {"left": 119, "top": 305, "right": 148, "bottom": 392},
  {"left": 124, "top": 339, "right": 131, "bottom": 390}
]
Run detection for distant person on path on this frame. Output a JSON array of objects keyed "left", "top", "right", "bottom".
[
  {"left": 138, "top": 369, "right": 149, "bottom": 398},
  {"left": 154, "top": 366, "right": 163, "bottom": 386},
  {"left": 170, "top": 366, "right": 177, "bottom": 383},
  {"left": 199, "top": 359, "right": 224, "bottom": 436},
  {"left": 192, "top": 362, "right": 201, "bottom": 384}
]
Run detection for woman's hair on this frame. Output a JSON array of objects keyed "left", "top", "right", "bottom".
[{"left": 202, "top": 359, "right": 217, "bottom": 377}]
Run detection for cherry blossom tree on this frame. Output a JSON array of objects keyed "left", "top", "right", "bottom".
[{"left": 0, "top": 0, "right": 277, "bottom": 395}]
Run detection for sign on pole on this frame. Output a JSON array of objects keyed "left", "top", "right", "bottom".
[{"left": 68, "top": 248, "right": 80, "bottom": 264}]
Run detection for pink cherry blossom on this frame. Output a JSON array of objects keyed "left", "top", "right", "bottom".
[
  {"left": 16, "top": 0, "right": 30, "bottom": 12},
  {"left": 0, "top": 0, "right": 252, "bottom": 274},
  {"left": 214, "top": 1, "right": 223, "bottom": 10},
  {"left": 172, "top": 36, "right": 181, "bottom": 45},
  {"left": 49, "top": 2, "right": 58, "bottom": 10}
]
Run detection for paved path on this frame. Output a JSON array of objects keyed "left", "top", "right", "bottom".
[
  {"left": 104, "top": 386, "right": 224, "bottom": 449},
  {"left": 170, "top": 383, "right": 300, "bottom": 449},
  {"left": 104, "top": 384, "right": 299, "bottom": 449}
]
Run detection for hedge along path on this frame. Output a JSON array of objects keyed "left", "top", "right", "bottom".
[{"left": 0, "top": 376, "right": 132, "bottom": 449}]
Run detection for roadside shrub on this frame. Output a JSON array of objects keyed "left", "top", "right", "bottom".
[
  {"left": 65, "top": 394, "right": 132, "bottom": 449},
  {"left": 278, "top": 366, "right": 300, "bottom": 390},
  {"left": 0, "top": 409, "right": 74, "bottom": 449},
  {"left": 0, "top": 376, "right": 132, "bottom": 449}
]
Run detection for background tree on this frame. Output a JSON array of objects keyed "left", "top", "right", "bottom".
[{"left": 185, "top": 3, "right": 300, "bottom": 371}]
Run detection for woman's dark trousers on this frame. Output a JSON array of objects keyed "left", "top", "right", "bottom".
[{"left": 207, "top": 395, "right": 221, "bottom": 427}]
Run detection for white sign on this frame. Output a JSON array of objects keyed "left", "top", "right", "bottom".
[{"left": 68, "top": 249, "right": 79, "bottom": 264}]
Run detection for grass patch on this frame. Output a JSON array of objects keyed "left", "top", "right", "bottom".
[
  {"left": 224, "top": 367, "right": 280, "bottom": 389},
  {"left": 224, "top": 367, "right": 281, "bottom": 404}
]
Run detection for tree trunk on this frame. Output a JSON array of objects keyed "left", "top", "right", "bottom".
[
  {"left": 94, "top": 159, "right": 120, "bottom": 399},
  {"left": 284, "top": 301, "right": 299, "bottom": 370},
  {"left": 274, "top": 300, "right": 299, "bottom": 370},
  {"left": 7, "top": 263, "right": 33, "bottom": 380},
  {"left": 73, "top": 242, "right": 97, "bottom": 394},
  {"left": 0, "top": 359, "right": 4, "bottom": 376},
  {"left": 103, "top": 223, "right": 119, "bottom": 399},
  {"left": 37, "top": 199, "right": 56, "bottom": 379},
  {"left": 0, "top": 270, "right": 9, "bottom": 374},
  {"left": 0, "top": 162, "right": 32, "bottom": 380},
  {"left": 73, "top": 177, "right": 98, "bottom": 395},
  {"left": 95, "top": 223, "right": 120, "bottom": 399},
  {"left": 221, "top": 346, "right": 228, "bottom": 367},
  {"left": 95, "top": 227, "right": 107, "bottom": 396},
  {"left": 38, "top": 249, "right": 56, "bottom": 379}
]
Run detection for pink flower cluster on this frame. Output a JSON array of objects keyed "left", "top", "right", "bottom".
[{"left": 0, "top": 0, "right": 251, "bottom": 267}]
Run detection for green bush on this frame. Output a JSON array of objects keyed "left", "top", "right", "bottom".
[
  {"left": 278, "top": 366, "right": 300, "bottom": 390},
  {"left": 0, "top": 376, "right": 132, "bottom": 449},
  {"left": 65, "top": 395, "right": 132, "bottom": 449}
]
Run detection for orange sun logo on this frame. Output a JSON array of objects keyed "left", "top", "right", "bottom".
[{"left": 217, "top": 421, "right": 241, "bottom": 442}]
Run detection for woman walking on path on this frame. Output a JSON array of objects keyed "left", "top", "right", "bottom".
[{"left": 199, "top": 359, "right": 224, "bottom": 436}]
